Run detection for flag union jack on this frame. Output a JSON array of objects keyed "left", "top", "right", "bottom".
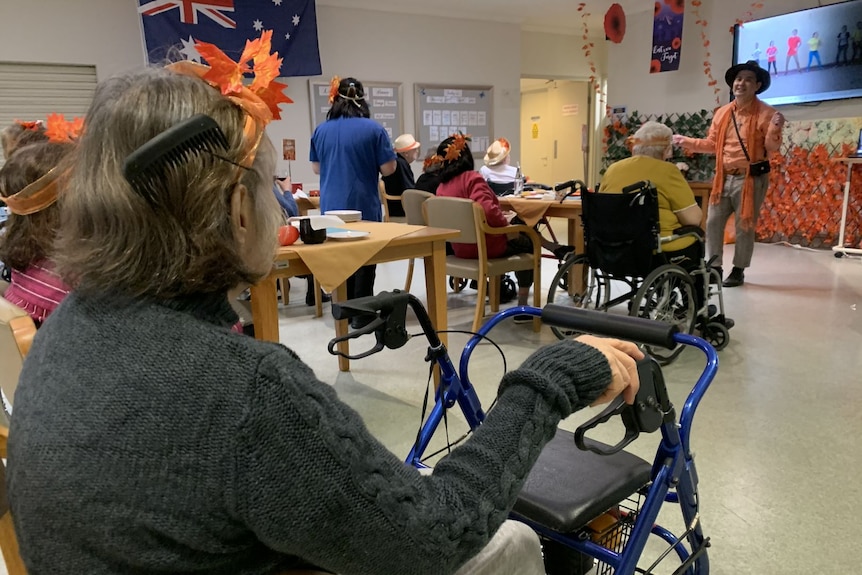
[
  {"left": 137, "top": 0, "right": 321, "bottom": 76},
  {"left": 138, "top": 0, "right": 236, "bottom": 28}
]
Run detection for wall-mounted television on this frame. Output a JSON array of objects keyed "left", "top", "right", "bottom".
[{"left": 732, "top": 0, "right": 862, "bottom": 107}]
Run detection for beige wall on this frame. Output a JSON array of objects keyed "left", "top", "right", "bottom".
[
  {"left": 521, "top": 31, "right": 607, "bottom": 81},
  {"left": 0, "top": 0, "right": 144, "bottom": 80}
]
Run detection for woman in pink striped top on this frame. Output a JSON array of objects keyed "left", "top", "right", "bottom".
[{"left": 0, "top": 139, "right": 73, "bottom": 325}]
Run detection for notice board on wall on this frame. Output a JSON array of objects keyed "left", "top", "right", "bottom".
[
  {"left": 414, "top": 84, "right": 494, "bottom": 159},
  {"left": 308, "top": 80, "right": 403, "bottom": 141}
]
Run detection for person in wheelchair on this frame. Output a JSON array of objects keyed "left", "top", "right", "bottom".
[
  {"left": 434, "top": 134, "right": 574, "bottom": 321},
  {"left": 599, "top": 121, "right": 732, "bottom": 328},
  {"left": 7, "top": 44, "right": 644, "bottom": 575}
]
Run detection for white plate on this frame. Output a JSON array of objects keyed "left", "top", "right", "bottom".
[
  {"left": 327, "top": 229, "right": 370, "bottom": 241},
  {"left": 324, "top": 210, "right": 362, "bottom": 222}
]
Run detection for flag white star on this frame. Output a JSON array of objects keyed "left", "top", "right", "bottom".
[
  {"left": 285, "top": 32, "right": 291, "bottom": 40},
  {"left": 292, "top": 14, "right": 300, "bottom": 26},
  {"left": 272, "top": 0, "right": 282, "bottom": 4},
  {"left": 179, "top": 36, "right": 201, "bottom": 63},
  {"left": 253, "top": 19, "right": 264, "bottom": 31}
]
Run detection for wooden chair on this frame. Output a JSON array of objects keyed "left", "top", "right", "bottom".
[
  {"left": 0, "top": 426, "right": 26, "bottom": 575},
  {"left": 0, "top": 298, "right": 36, "bottom": 418},
  {"left": 423, "top": 197, "right": 542, "bottom": 332},
  {"left": 378, "top": 180, "right": 406, "bottom": 223},
  {"left": 400, "top": 189, "right": 435, "bottom": 292}
]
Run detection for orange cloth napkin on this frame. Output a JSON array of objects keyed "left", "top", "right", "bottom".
[
  {"left": 501, "top": 198, "right": 553, "bottom": 228},
  {"left": 278, "top": 221, "right": 424, "bottom": 292}
]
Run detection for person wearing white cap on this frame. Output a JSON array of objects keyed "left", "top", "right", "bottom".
[
  {"left": 479, "top": 138, "right": 518, "bottom": 185},
  {"left": 382, "top": 133, "right": 422, "bottom": 217}
]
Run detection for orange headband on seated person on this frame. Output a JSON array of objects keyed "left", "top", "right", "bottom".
[
  {"left": 3, "top": 114, "right": 82, "bottom": 216},
  {"left": 625, "top": 135, "right": 671, "bottom": 151},
  {"left": 166, "top": 30, "right": 293, "bottom": 169}
]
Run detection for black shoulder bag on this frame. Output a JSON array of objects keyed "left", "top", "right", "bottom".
[{"left": 731, "top": 110, "right": 770, "bottom": 176}]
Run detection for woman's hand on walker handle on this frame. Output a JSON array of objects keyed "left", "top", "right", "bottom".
[{"left": 575, "top": 335, "right": 643, "bottom": 406}]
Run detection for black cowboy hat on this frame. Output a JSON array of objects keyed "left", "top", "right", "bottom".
[{"left": 725, "top": 60, "right": 770, "bottom": 94}]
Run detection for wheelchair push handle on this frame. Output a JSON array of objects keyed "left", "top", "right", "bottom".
[
  {"left": 541, "top": 305, "right": 678, "bottom": 349},
  {"left": 621, "top": 180, "right": 652, "bottom": 194}
]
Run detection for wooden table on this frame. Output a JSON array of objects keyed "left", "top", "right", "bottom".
[
  {"left": 249, "top": 224, "right": 460, "bottom": 372},
  {"left": 689, "top": 181, "right": 711, "bottom": 230},
  {"left": 499, "top": 196, "right": 584, "bottom": 291}
]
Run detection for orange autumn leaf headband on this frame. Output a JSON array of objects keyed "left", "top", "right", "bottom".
[
  {"left": 3, "top": 114, "right": 83, "bottom": 215},
  {"left": 167, "top": 30, "right": 293, "bottom": 167},
  {"left": 427, "top": 132, "right": 472, "bottom": 167}
]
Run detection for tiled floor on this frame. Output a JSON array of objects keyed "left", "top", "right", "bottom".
[
  {"left": 274, "top": 236, "right": 862, "bottom": 574},
  {"left": 5, "top": 236, "right": 861, "bottom": 574}
]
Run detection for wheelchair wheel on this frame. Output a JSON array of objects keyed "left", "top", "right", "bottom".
[
  {"left": 546, "top": 254, "right": 608, "bottom": 340},
  {"left": 703, "top": 321, "right": 730, "bottom": 351},
  {"left": 448, "top": 277, "right": 467, "bottom": 292},
  {"left": 629, "top": 265, "right": 696, "bottom": 364}
]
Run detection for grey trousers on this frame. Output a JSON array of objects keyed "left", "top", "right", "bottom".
[{"left": 705, "top": 173, "right": 769, "bottom": 269}]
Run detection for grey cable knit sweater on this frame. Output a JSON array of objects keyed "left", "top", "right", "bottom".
[{"left": 7, "top": 291, "right": 610, "bottom": 575}]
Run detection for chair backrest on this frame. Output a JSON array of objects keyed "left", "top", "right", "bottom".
[
  {"left": 424, "top": 196, "right": 483, "bottom": 246},
  {"left": 378, "top": 179, "right": 390, "bottom": 222},
  {"left": 401, "top": 189, "right": 435, "bottom": 226},
  {"left": 0, "top": 298, "right": 36, "bottom": 412},
  {"left": 582, "top": 181, "right": 660, "bottom": 278},
  {"left": 0, "top": 425, "right": 27, "bottom": 575},
  {"left": 486, "top": 180, "right": 515, "bottom": 197}
]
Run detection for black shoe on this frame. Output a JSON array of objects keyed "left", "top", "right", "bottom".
[
  {"left": 722, "top": 267, "right": 745, "bottom": 288},
  {"left": 513, "top": 314, "right": 533, "bottom": 324},
  {"left": 552, "top": 245, "right": 576, "bottom": 261},
  {"left": 469, "top": 279, "right": 478, "bottom": 290},
  {"left": 306, "top": 289, "right": 331, "bottom": 306}
]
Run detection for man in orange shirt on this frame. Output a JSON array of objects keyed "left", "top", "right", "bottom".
[{"left": 673, "top": 61, "right": 785, "bottom": 288}]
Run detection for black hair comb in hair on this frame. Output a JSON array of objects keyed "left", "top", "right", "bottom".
[{"left": 122, "top": 114, "right": 230, "bottom": 204}]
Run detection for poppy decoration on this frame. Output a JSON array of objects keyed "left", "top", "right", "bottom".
[
  {"left": 665, "top": 0, "right": 685, "bottom": 15},
  {"left": 672, "top": 37, "right": 682, "bottom": 50},
  {"left": 604, "top": 3, "right": 626, "bottom": 44},
  {"left": 655, "top": 2, "right": 662, "bottom": 17},
  {"left": 650, "top": 59, "right": 662, "bottom": 74}
]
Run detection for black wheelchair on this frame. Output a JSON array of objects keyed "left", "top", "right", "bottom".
[{"left": 547, "top": 180, "right": 731, "bottom": 363}]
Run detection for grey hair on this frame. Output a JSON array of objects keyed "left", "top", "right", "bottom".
[
  {"left": 55, "top": 66, "right": 281, "bottom": 298},
  {"left": 631, "top": 121, "right": 673, "bottom": 159}
]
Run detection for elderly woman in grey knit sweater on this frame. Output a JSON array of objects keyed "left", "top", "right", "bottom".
[{"left": 6, "top": 60, "right": 641, "bottom": 575}]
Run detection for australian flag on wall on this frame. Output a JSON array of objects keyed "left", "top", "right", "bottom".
[{"left": 138, "top": 0, "right": 322, "bottom": 77}]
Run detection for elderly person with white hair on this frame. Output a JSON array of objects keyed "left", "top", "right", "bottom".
[
  {"left": 382, "top": 133, "right": 422, "bottom": 217},
  {"left": 600, "top": 121, "right": 725, "bottom": 321}
]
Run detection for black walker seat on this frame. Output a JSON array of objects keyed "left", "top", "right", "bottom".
[{"left": 512, "top": 431, "right": 651, "bottom": 533}]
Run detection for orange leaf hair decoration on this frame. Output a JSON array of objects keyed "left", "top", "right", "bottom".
[
  {"left": 498, "top": 137, "right": 511, "bottom": 151},
  {"left": 185, "top": 30, "right": 294, "bottom": 121},
  {"left": 15, "top": 120, "right": 43, "bottom": 132},
  {"left": 443, "top": 132, "right": 472, "bottom": 162},
  {"left": 44, "top": 113, "right": 84, "bottom": 143},
  {"left": 328, "top": 75, "right": 341, "bottom": 104}
]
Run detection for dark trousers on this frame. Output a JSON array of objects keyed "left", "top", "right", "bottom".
[
  {"left": 655, "top": 240, "right": 706, "bottom": 310},
  {"left": 346, "top": 265, "right": 376, "bottom": 300}
]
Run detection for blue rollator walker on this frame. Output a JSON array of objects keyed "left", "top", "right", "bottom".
[{"left": 329, "top": 291, "right": 718, "bottom": 575}]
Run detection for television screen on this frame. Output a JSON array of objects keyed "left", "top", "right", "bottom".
[{"left": 732, "top": 0, "right": 862, "bottom": 106}]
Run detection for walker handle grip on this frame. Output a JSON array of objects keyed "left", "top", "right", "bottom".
[{"left": 541, "top": 305, "right": 678, "bottom": 349}]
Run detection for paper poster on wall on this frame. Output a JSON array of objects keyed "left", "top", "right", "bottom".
[
  {"left": 308, "top": 80, "right": 403, "bottom": 140},
  {"left": 415, "top": 84, "right": 494, "bottom": 159},
  {"left": 282, "top": 139, "right": 296, "bottom": 161},
  {"left": 562, "top": 104, "right": 579, "bottom": 116}
]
